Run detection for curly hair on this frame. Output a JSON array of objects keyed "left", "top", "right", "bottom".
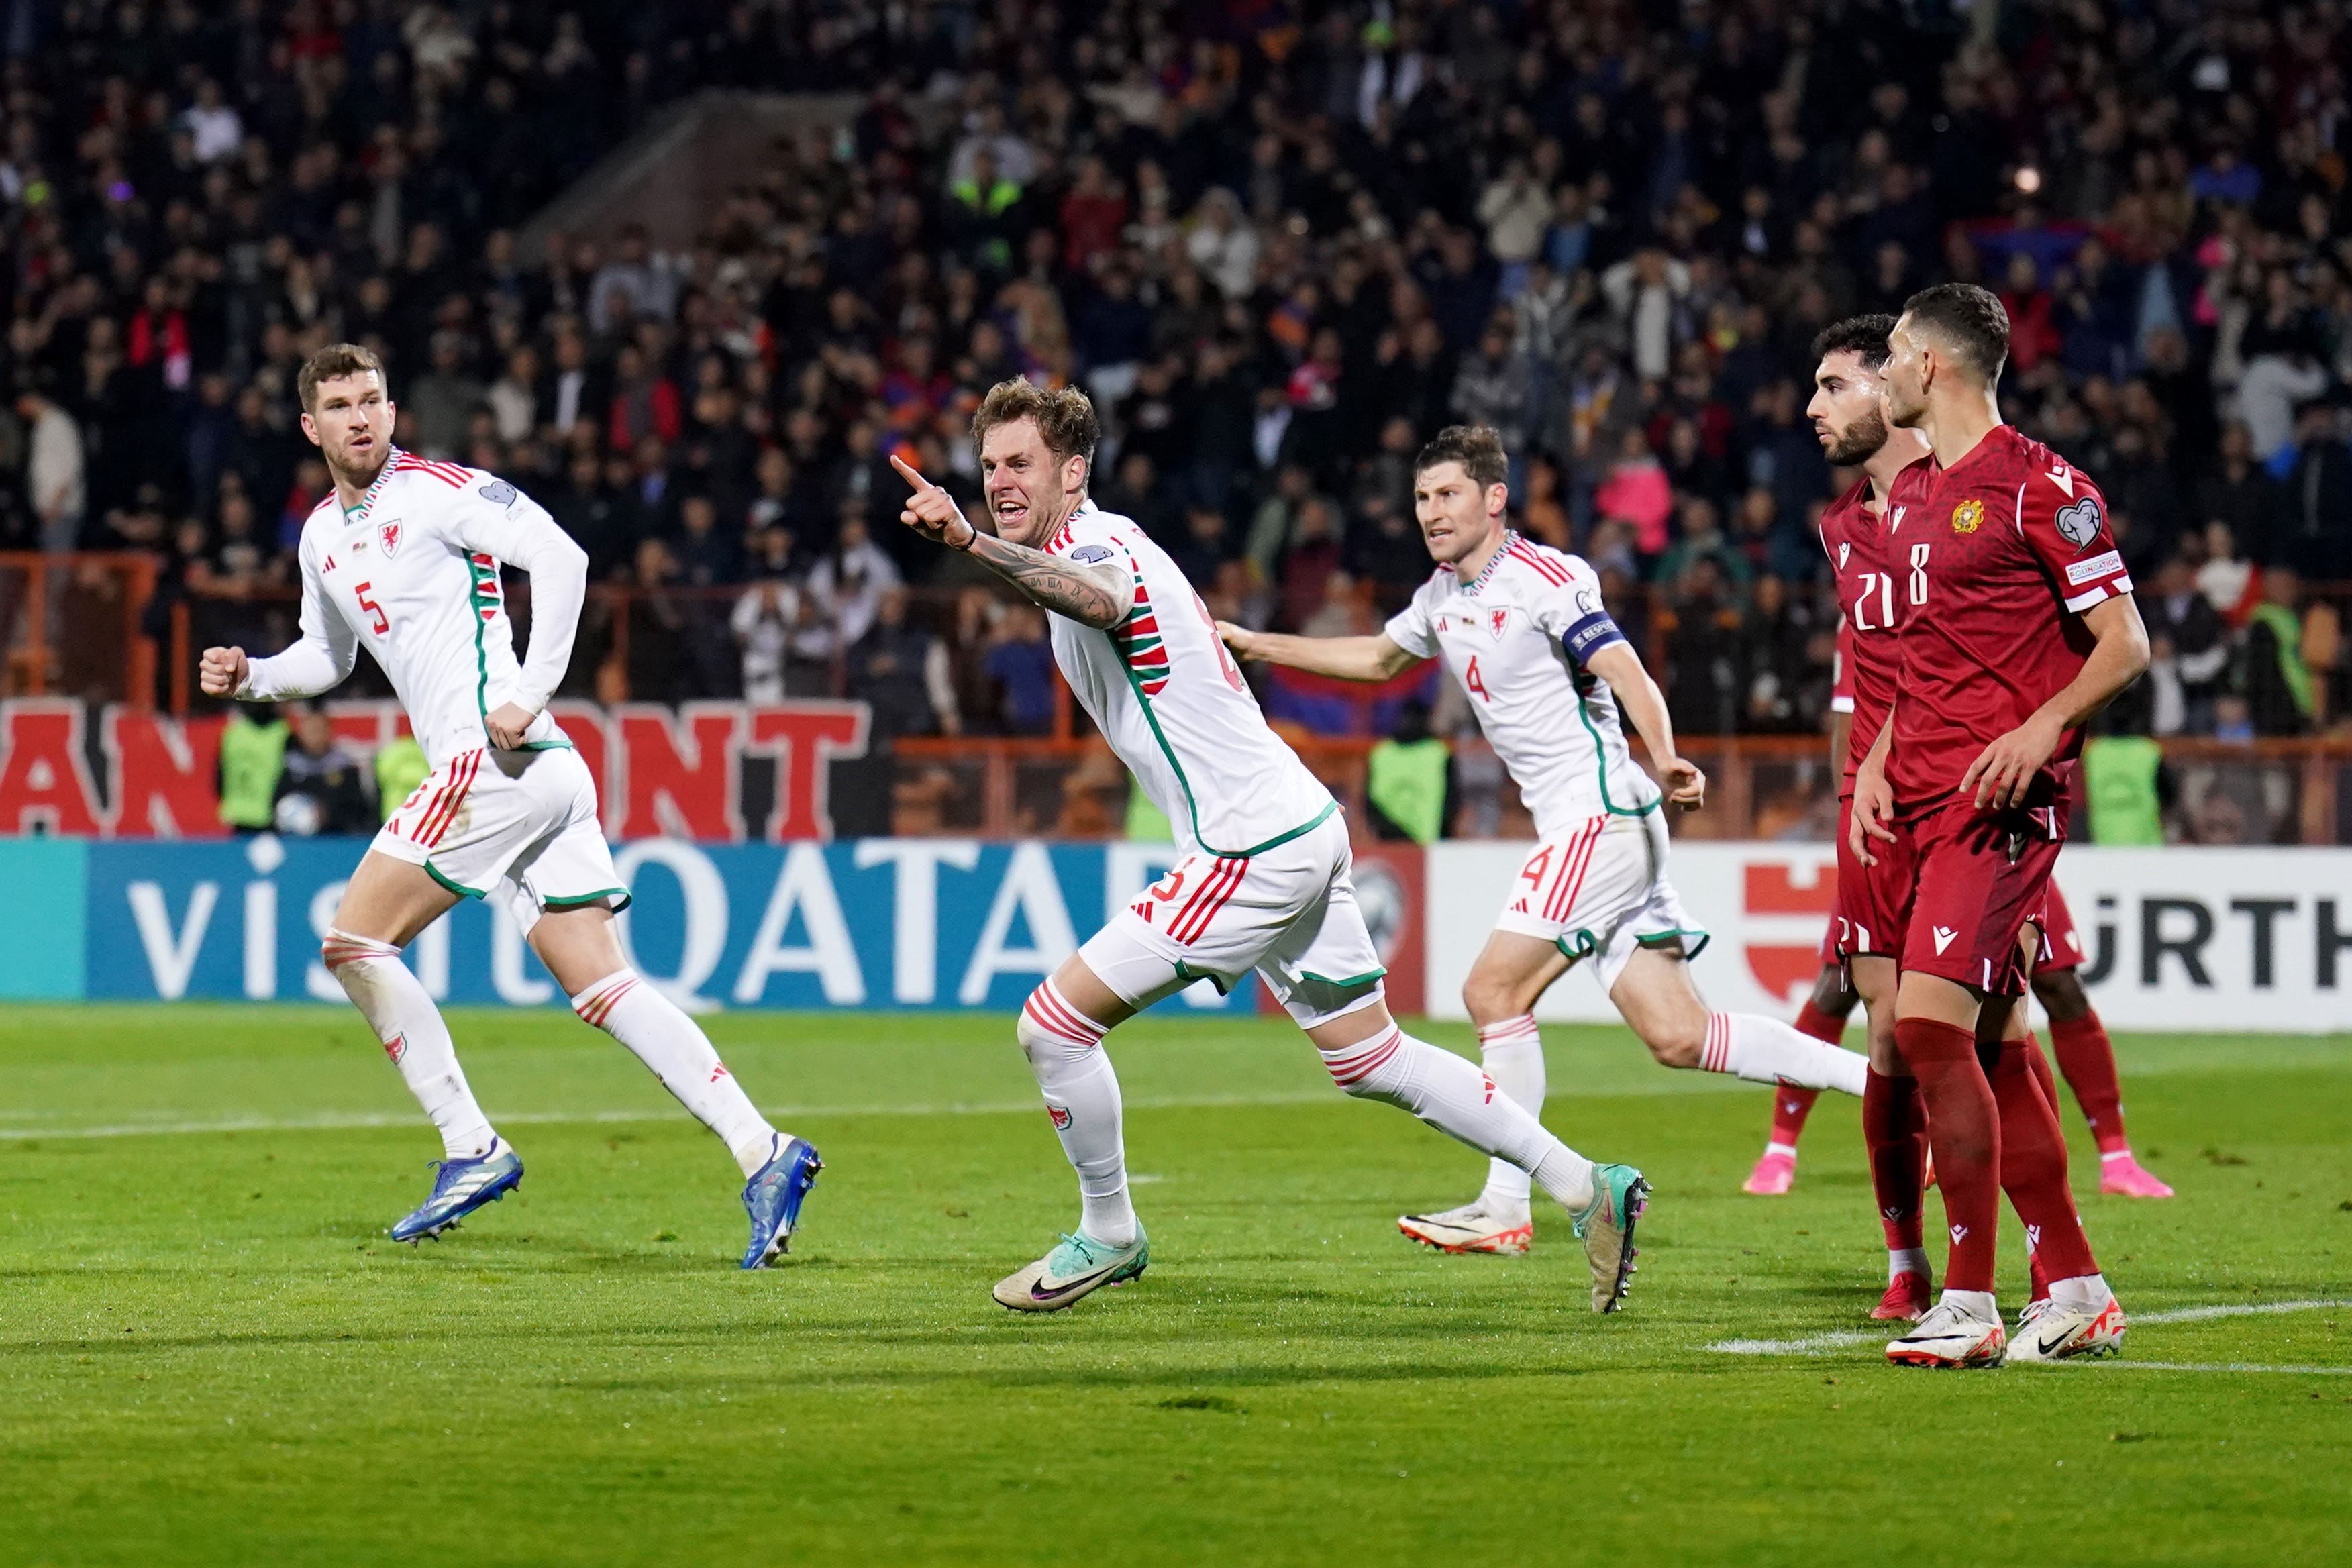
[{"left": 971, "top": 378, "right": 1100, "bottom": 481}]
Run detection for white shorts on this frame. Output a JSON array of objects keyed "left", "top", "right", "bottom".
[
  {"left": 1080, "top": 808, "right": 1385, "bottom": 1029},
  {"left": 373, "top": 745, "right": 628, "bottom": 933},
  {"left": 1492, "top": 810, "right": 1708, "bottom": 992}
]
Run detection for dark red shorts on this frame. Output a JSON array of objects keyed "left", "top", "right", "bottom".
[
  {"left": 2031, "top": 879, "right": 2084, "bottom": 972},
  {"left": 1892, "top": 794, "right": 2063, "bottom": 995},
  {"left": 1826, "top": 795, "right": 1908, "bottom": 962}
]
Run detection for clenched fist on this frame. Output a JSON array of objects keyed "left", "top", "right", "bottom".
[{"left": 199, "top": 645, "right": 248, "bottom": 698}]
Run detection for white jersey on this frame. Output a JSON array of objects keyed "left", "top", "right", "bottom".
[
  {"left": 1383, "top": 532, "right": 1659, "bottom": 837},
  {"left": 1043, "top": 501, "right": 1334, "bottom": 857},
  {"left": 240, "top": 449, "right": 590, "bottom": 770}
]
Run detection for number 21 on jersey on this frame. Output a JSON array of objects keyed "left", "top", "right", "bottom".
[{"left": 1851, "top": 544, "right": 1930, "bottom": 629}]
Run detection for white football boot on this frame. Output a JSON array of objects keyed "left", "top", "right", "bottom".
[
  {"left": 1886, "top": 1296, "right": 2008, "bottom": 1368},
  {"left": 1398, "top": 1200, "right": 1534, "bottom": 1255},
  {"left": 2008, "top": 1292, "right": 2127, "bottom": 1363}
]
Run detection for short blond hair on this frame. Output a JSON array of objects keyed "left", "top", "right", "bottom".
[
  {"left": 972, "top": 378, "right": 1099, "bottom": 481},
  {"left": 298, "top": 342, "right": 387, "bottom": 413}
]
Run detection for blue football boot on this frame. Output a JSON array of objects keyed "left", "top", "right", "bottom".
[
  {"left": 390, "top": 1145, "right": 524, "bottom": 1243},
  {"left": 741, "top": 1136, "right": 823, "bottom": 1269}
]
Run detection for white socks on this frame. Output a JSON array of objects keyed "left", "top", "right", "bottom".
[
  {"left": 2049, "top": 1272, "right": 2114, "bottom": 1312},
  {"left": 323, "top": 929, "right": 496, "bottom": 1160},
  {"left": 571, "top": 970, "right": 783, "bottom": 1178},
  {"left": 1017, "top": 982, "right": 1137, "bottom": 1247},
  {"left": 1889, "top": 1247, "right": 1929, "bottom": 1284},
  {"left": 1702, "top": 1012, "right": 1868, "bottom": 1096},
  {"left": 1474, "top": 1014, "right": 1545, "bottom": 1210},
  {"left": 1320, "top": 1022, "right": 1596, "bottom": 1214}
]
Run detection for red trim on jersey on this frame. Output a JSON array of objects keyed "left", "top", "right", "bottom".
[
  {"left": 394, "top": 455, "right": 468, "bottom": 487},
  {"left": 1505, "top": 540, "right": 1568, "bottom": 585}
]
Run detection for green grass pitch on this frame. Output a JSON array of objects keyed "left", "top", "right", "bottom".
[{"left": 0, "top": 1005, "right": 2346, "bottom": 1567}]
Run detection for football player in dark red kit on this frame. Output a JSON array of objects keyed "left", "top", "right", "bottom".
[
  {"left": 1739, "top": 316, "right": 1947, "bottom": 1319},
  {"left": 1855, "top": 283, "right": 2150, "bottom": 1367}
]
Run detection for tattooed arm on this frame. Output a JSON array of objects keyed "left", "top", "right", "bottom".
[
  {"left": 890, "top": 454, "right": 1132, "bottom": 629},
  {"left": 961, "top": 529, "right": 1133, "bottom": 629}
]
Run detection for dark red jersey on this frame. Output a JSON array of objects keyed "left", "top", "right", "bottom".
[
  {"left": 1817, "top": 461, "right": 1927, "bottom": 792},
  {"left": 1888, "top": 426, "right": 2132, "bottom": 810}
]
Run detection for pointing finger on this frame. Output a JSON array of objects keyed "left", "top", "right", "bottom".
[{"left": 888, "top": 453, "right": 933, "bottom": 491}]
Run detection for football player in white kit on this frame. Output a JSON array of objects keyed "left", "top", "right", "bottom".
[
  {"left": 894, "top": 382, "right": 1651, "bottom": 1315},
  {"left": 198, "top": 344, "right": 821, "bottom": 1266},
  {"left": 1222, "top": 426, "right": 1868, "bottom": 1257}
]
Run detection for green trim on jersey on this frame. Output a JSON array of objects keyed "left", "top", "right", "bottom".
[
  {"left": 467, "top": 556, "right": 497, "bottom": 727},
  {"left": 423, "top": 859, "right": 488, "bottom": 900},
  {"left": 1109, "top": 650, "right": 1339, "bottom": 860},
  {"left": 1574, "top": 697, "right": 1662, "bottom": 817},
  {"left": 517, "top": 737, "right": 573, "bottom": 751}
]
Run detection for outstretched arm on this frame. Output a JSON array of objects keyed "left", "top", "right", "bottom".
[
  {"left": 1585, "top": 641, "right": 1704, "bottom": 808},
  {"left": 892, "top": 454, "right": 1131, "bottom": 629},
  {"left": 204, "top": 544, "right": 356, "bottom": 701},
  {"left": 1219, "top": 624, "right": 1419, "bottom": 681}
]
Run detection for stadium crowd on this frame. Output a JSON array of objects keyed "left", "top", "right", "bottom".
[{"left": 1, "top": 0, "right": 2349, "bottom": 747}]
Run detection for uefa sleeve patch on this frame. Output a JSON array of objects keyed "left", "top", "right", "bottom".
[
  {"left": 478, "top": 480, "right": 517, "bottom": 507},
  {"left": 1068, "top": 543, "right": 1115, "bottom": 564},
  {"left": 2053, "top": 496, "right": 2103, "bottom": 547},
  {"left": 2065, "top": 549, "right": 2123, "bottom": 585}
]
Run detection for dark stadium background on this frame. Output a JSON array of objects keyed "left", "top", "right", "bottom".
[{"left": 0, "top": 0, "right": 2346, "bottom": 843}]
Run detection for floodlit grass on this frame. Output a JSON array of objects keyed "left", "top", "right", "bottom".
[{"left": 0, "top": 1006, "right": 2346, "bottom": 1566}]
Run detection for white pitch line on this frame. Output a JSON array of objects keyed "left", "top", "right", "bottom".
[
  {"left": 0, "top": 1090, "right": 1345, "bottom": 1142},
  {"left": 1708, "top": 1298, "right": 2351, "bottom": 1357},
  {"left": 2065, "top": 1360, "right": 2352, "bottom": 1377}
]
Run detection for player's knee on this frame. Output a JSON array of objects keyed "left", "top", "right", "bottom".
[
  {"left": 1017, "top": 985, "right": 1097, "bottom": 1069},
  {"left": 1641, "top": 1014, "right": 1705, "bottom": 1068},
  {"left": 1461, "top": 971, "right": 1520, "bottom": 1025},
  {"left": 321, "top": 928, "right": 392, "bottom": 973}
]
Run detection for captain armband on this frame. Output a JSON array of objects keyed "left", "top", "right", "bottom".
[{"left": 1562, "top": 609, "right": 1625, "bottom": 665}]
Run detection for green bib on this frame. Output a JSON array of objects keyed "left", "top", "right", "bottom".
[
  {"left": 2082, "top": 735, "right": 2164, "bottom": 846},
  {"left": 217, "top": 714, "right": 289, "bottom": 830},
  {"left": 1367, "top": 737, "right": 1449, "bottom": 845}
]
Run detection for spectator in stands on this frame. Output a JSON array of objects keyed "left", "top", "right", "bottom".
[
  {"left": 983, "top": 605, "right": 1056, "bottom": 737},
  {"left": 5, "top": 0, "right": 2347, "bottom": 774},
  {"left": 2273, "top": 402, "right": 2352, "bottom": 581},
  {"left": 848, "top": 588, "right": 958, "bottom": 741},
  {"left": 274, "top": 709, "right": 374, "bottom": 837},
  {"left": 732, "top": 573, "right": 800, "bottom": 706},
  {"left": 2239, "top": 568, "right": 2318, "bottom": 737},
  {"left": 2143, "top": 553, "right": 2231, "bottom": 736},
  {"left": 799, "top": 508, "right": 900, "bottom": 665},
  {"left": 2193, "top": 421, "right": 2280, "bottom": 567}
]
